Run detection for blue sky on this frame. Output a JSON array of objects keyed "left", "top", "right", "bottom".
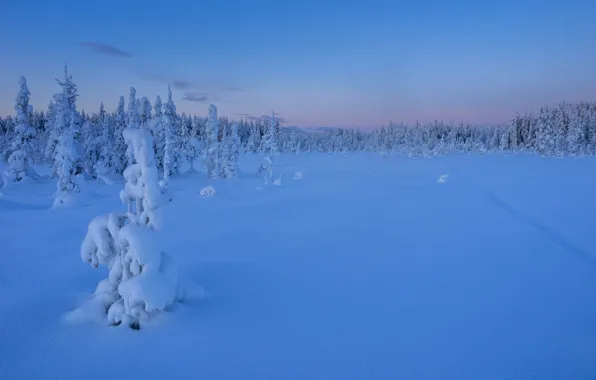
[{"left": 1, "top": 0, "right": 595, "bottom": 127}]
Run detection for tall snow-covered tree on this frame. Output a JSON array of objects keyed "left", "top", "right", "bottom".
[
  {"left": 152, "top": 95, "right": 164, "bottom": 172},
  {"left": 95, "top": 103, "right": 114, "bottom": 175},
  {"left": 202, "top": 104, "right": 220, "bottom": 178},
  {"left": 161, "top": 86, "right": 177, "bottom": 184},
  {"left": 52, "top": 65, "right": 81, "bottom": 206},
  {"left": 220, "top": 121, "right": 240, "bottom": 178},
  {"left": 79, "top": 95, "right": 183, "bottom": 330},
  {"left": 5, "top": 76, "right": 37, "bottom": 182},
  {"left": 126, "top": 87, "right": 140, "bottom": 166},
  {"left": 113, "top": 96, "right": 128, "bottom": 174},
  {"left": 260, "top": 112, "right": 279, "bottom": 156}
]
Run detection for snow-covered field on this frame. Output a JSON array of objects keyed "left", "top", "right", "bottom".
[{"left": 0, "top": 153, "right": 595, "bottom": 380}]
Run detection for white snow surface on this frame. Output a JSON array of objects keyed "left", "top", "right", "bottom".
[{"left": 0, "top": 153, "right": 596, "bottom": 380}]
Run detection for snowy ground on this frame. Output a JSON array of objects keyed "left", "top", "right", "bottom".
[{"left": 0, "top": 153, "right": 595, "bottom": 380}]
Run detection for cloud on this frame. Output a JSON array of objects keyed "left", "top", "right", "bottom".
[
  {"left": 183, "top": 92, "right": 209, "bottom": 103},
  {"left": 171, "top": 79, "right": 193, "bottom": 90},
  {"left": 80, "top": 42, "right": 131, "bottom": 58},
  {"left": 245, "top": 112, "right": 285, "bottom": 123},
  {"left": 139, "top": 73, "right": 195, "bottom": 90}
]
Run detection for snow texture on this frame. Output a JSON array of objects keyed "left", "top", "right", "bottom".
[{"left": 0, "top": 154, "right": 596, "bottom": 379}]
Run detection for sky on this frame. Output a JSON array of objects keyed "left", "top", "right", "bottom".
[{"left": 0, "top": 0, "right": 595, "bottom": 128}]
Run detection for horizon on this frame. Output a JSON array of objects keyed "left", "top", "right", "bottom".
[{"left": 1, "top": 0, "right": 595, "bottom": 128}]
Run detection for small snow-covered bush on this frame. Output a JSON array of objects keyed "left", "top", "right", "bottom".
[
  {"left": 200, "top": 185, "right": 216, "bottom": 197},
  {"left": 258, "top": 156, "right": 273, "bottom": 184},
  {"left": 437, "top": 174, "right": 449, "bottom": 184},
  {"left": 293, "top": 171, "right": 303, "bottom": 180}
]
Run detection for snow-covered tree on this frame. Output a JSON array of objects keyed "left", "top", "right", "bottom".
[
  {"left": 52, "top": 66, "right": 81, "bottom": 206},
  {"left": 95, "top": 103, "right": 114, "bottom": 176},
  {"left": 202, "top": 104, "right": 220, "bottom": 178},
  {"left": 5, "top": 76, "right": 37, "bottom": 182},
  {"left": 161, "top": 86, "right": 177, "bottom": 184},
  {"left": 220, "top": 121, "right": 240, "bottom": 178},
  {"left": 112, "top": 96, "right": 128, "bottom": 174},
  {"left": 152, "top": 95, "right": 164, "bottom": 172},
  {"left": 78, "top": 95, "right": 183, "bottom": 329},
  {"left": 126, "top": 87, "right": 140, "bottom": 166},
  {"left": 260, "top": 112, "right": 279, "bottom": 156}
]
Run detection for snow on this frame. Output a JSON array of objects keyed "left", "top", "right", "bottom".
[{"left": 0, "top": 153, "right": 595, "bottom": 379}]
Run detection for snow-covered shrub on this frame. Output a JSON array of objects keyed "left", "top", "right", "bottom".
[
  {"left": 437, "top": 174, "right": 449, "bottom": 184},
  {"left": 200, "top": 185, "right": 216, "bottom": 197},
  {"left": 293, "top": 171, "right": 303, "bottom": 180},
  {"left": 258, "top": 156, "right": 273, "bottom": 185}
]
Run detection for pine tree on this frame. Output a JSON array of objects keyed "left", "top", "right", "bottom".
[
  {"left": 80, "top": 96, "right": 182, "bottom": 330},
  {"left": 126, "top": 87, "right": 140, "bottom": 166},
  {"left": 53, "top": 65, "right": 81, "bottom": 206},
  {"left": 5, "top": 76, "right": 37, "bottom": 182},
  {"left": 202, "top": 104, "right": 220, "bottom": 178},
  {"left": 95, "top": 103, "right": 114, "bottom": 175},
  {"left": 113, "top": 96, "right": 127, "bottom": 174},
  {"left": 161, "top": 86, "right": 177, "bottom": 184},
  {"left": 152, "top": 95, "right": 164, "bottom": 172},
  {"left": 260, "top": 112, "right": 279, "bottom": 156}
]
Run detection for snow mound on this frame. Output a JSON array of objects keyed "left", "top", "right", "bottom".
[
  {"left": 273, "top": 174, "right": 283, "bottom": 186},
  {"left": 293, "top": 171, "right": 303, "bottom": 180},
  {"left": 52, "top": 191, "right": 75, "bottom": 208},
  {"left": 96, "top": 174, "right": 115, "bottom": 186},
  {"left": 200, "top": 186, "right": 216, "bottom": 197},
  {"left": 437, "top": 174, "right": 449, "bottom": 184}
]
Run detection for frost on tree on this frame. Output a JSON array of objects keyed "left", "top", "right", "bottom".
[
  {"left": 202, "top": 104, "right": 220, "bottom": 178},
  {"left": 5, "top": 76, "right": 37, "bottom": 182},
  {"left": 77, "top": 94, "right": 184, "bottom": 330}
]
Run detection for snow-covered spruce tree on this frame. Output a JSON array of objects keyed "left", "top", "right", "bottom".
[
  {"left": 220, "top": 121, "right": 240, "bottom": 178},
  {"left": 112, "top": 96, "right": 128, "bottom": 174},
  {"left": 202, "top": 104, "right": 220, "bottom": 178},
  {"left": 78, "top": 95, "right": 183, "bottom": 330},
  {"left": 126, "top": 87, "right": 140, "bottom": 166},
  {"left": 152, "top": 95, "right": 165, "bottom": 173},
  {"left": 260, "top": 112, "right": 279, "bottom": 156},
  {"left": 52, "top": 66, "right": 82, "bottom": 206},
  {"left": 95, "top": 103, "right": 114, "bottom": 176},
  {"left": 52, "top": 92, "right": 79, "bottom": 206},
  {"left": 258, "top": 113, "right": 279, "bottom": 183},
  {"left": 161, "top": 86, "right": 177, "bottom": 185},
  {"left": 5, "top": 76, "right": 37, "bottom": 182},
  {"left": 82, "top": 118, "right": 101, "bottom": 177}
]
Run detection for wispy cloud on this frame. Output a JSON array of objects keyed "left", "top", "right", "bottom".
[
  {"left": 245, "top": 112, "right": 285, "bottom": 123},
  {"left": 139, "top": 73, "right": 196, "bottom": 90},
  {"left": 172, "top": 79, "right": 193, "bottom": 90},
  {"left": 80, "top": 42, "right": 131, "bottom": 58},
  {"left": 183, "top": 92, "right": 209, "bottom": 103}
]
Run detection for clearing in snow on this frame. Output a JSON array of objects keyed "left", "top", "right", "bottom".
[{"left": 0, "top": 153, "right": 595, "bottom": 380}]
